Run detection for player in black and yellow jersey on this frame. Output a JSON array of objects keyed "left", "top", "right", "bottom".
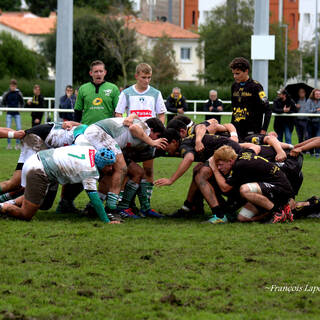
[{"left": 229, "top": 57, "right": 272, "bottom": 141}]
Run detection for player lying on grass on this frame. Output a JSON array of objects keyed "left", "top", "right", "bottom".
[
  {"left": 208, "top": 145, "right": 294, "bottom": 224},
  {"left": 0, "top": 122, "right": 83, "bottom": 202},
  {"left": 0, "top": 145, "right": 120, "bottom": 224},
  {"left": 67, "top": 116, "right": 168, "bottom": 218},
  {"left": 289, "top": 137, "right": 320, "bottom": 157}
]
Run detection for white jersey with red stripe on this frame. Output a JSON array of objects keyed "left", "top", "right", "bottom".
[
  {"left": 115, "top": 85, "right": 166, "bottom": 120},
  {"left": 37, "top": 145, "right": 99, "bottom": 190}
]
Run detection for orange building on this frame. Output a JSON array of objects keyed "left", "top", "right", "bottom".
[
  {"left": 182, "top": 0, "right": 199, "bottom": 30},
  {"left": 139, "top": 0, "right": 199, "bottom": 31},
  {"left": 270, "top": 0, "right": 299, "bottom": 50}
]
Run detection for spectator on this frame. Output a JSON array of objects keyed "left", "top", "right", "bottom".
[
  {"left": 165, "top": 87, "right": 188, "bottom": 122},
  {"left": 27, "top": 84, "right": 45, "bottom": 127},
  {"left": 306, "top": 88, "right": 320, "bottom": 157},
  {"left": 74, "top": 60, "right": 120, "bottom": 125},
  {"left": 273, "top": 89, "right": 297, "bottom": 144},
  {"left": 295, "top": 88, "right": 310, "bottom": 143},
  {"left": 203, "top": 90, "right": 223, "bottom": 122},
  {"left": 1, "top": 79, "right": 24, "bottom": 150},
  {"left": 59, "top": 85, "right": 76, "bottom": 121}
]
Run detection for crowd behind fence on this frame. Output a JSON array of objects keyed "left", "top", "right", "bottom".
[{"left": 0, "top": 98, "right": 319, "bottom": 123}]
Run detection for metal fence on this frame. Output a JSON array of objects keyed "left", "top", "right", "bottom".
[{"left": 0, "top": 98, "right": 319, "bottom": 122}]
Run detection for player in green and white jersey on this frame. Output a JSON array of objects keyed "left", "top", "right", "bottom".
[
  {"left": 0, "top": 145, "right": 120, "bottom": 224},
  {"left": 75, "top": 115, "right": 167, "bottom": 216}
]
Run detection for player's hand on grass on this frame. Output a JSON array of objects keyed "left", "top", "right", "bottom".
[
  {"left": 154, "top": 178, "right": 172, "bottom": 186},
  {"left": 152, "top": 138, "right": 168, "bottom": 150},
  {"left": 109, "top": 221, "right": 121, "bottom": 224},
  {"left": 275, "top": 150, "right": 287, "bottom": 162},
  {"left": 290, "top": 147, "right": 302, "bottom": 157}
]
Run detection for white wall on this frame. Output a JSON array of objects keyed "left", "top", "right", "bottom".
[
  {"left": 172, "top": 39, "right": 204, "bottom": 83},
  {"left": 299, "top": 0, "right": 319, "bottom": 48},
  {"left": 0, "top": 24, "right": 44, "bottom": 53},
  {"left": 136, "top": 34, "right": 204, "bottom": 83}
]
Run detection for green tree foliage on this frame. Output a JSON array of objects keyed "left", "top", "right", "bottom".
[
  {"left": 74, "top": 0, "right": 134, "bottom": 14},
  {"left": 199, "top": 0, "right": 254, "bottom": 84},
  {"left": 299, "top": 40, "right": 320, "bottom": 82},
  {"left": 199, "top": 0, "right": 299, "bottom": 87},
  {"left": 101, "top": 17, "right": 140, "bottom": 87},
  {"left": 269, "top": 23, "right": 300, "bottom": 86},
  {"left": 25, "top": 0, "right": 56, "bottom": 17},
  {"left": 25, "top": 0, "right": 134, "bottom": 17},
  {"left": 0, "top": 31, "right": 48, "bottom": 79},
  {"left": 142, "top": 35, "right": 179, "bottom": 86},
  {"left": 0, "top": 0, "right": 21, "bottom": 11},
  {"left": 41, "top": 13, "right": 124, "bottom": 84}
]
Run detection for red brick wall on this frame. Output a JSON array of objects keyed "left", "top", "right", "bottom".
[{"left": 269, "top": 0, "right": 299, "bottom": 50}]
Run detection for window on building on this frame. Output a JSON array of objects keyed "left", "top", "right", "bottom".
[
  {"left": 181, "top": 47, "right": 191, "bottom": 61},
  {"left": 304, "top": 13, "right": 310, "bottom": 25},
  {"left": 289, "top": 13, "right": 295, "bottom": 29},
  {"left": 192, "top": 11, "right": 195, "bottom": 25}
]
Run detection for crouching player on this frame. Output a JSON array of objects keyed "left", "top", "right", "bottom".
[
  {"left": 209, "top": 146, "right": 294, "bottom": 223},
  {"left": 0, "top": 145, "right": 120, "bottom": 224}
]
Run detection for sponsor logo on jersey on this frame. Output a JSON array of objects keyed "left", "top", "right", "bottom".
[
  {"left": 130, "top": 110, "right": 152, "bottom": 118},
  {"left": 92, "top": 97, "right": 103, "bottom": 106},
  {"left": 233, "top": 107, "right": 248, "bottom": 122},
  {"left": 104, "top": 89, "right": 112, "bottom": 96},
  {"left": 89, "top": 149, "right": 95, "bottom": 167}
]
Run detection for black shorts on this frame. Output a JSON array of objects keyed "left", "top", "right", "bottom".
[{"left": 258, "top": 182, "right": 292, "bottom": 206}]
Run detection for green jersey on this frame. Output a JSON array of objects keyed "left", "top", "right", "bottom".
[{"left": 74, "top": 81, "right": 120, "bottom": 125}]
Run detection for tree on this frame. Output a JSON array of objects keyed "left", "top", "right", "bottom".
[
  {"left": 199, "top": 0, "right": 299, "bottom": 87},
  {"left": 143, "top": 35, "right": 179, "bottom": 86},
  {"left": 199, "top": 0, "right": 254, "bottom": 84},
  {"left": 0, "top": 31, "right": 48, "bottom": 79},
  {"left": 25, "top": 0, "right": 135, "bottom": 17},
  {"left": 101, "top": 17, "right": 140, "bottom": 87},
  {"left": 41, "top": 13, "right": 123, "bottom": 84},
  {"left": 25, "top": 0, "right": 56, "bottom": 17},
  {"left": 0, "top": 0, "right": 21, "bottom": 11},
  {"left": 269, "top": 23, "right": 300, "bottom": 86}
]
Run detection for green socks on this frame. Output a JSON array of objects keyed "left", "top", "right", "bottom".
[
  {"left": 118, "top": 180, "right": 139, "bottom": 210},
  {"left": 137, "top": 179, "right": 154, "bottom": 212},
  {"left": 106, "top": 192, "right": 119, "bottom": 210}
]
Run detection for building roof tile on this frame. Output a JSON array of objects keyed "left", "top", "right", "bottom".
[
  {"left": 0, "top": 12, "right": 56, "bottom": 35},
  {"left": 127, "top": 18, "right": 199, "bottom": 39}
]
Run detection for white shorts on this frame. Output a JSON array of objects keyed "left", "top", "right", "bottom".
[
  {"left": 84, "top": 125, "right": 122, "bottom": 156},
  {"left": 18, "top": 134, "right": 48, "bottom": 165},
  {"left": 21, "top": 154, "right": 45, "bottom": 187}
]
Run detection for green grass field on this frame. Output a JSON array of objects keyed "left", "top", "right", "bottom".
[{"left": 0, "top": 113, "right": 319, "bottom": 319}]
